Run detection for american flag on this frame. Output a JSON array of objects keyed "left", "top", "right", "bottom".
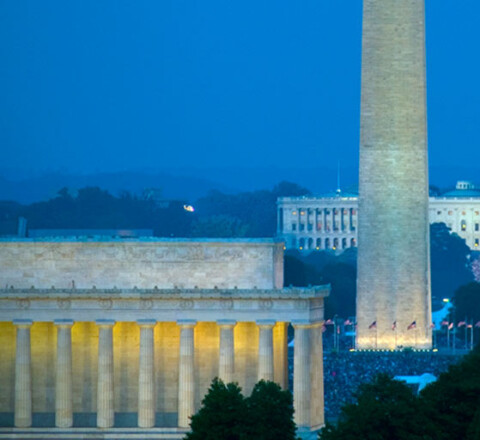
[
  {"left": 448, "top": 323, "right": 454, "bottom": 330},
  {"left": 457, "top": 321, "right": 466, "bottom": 327},
  {"left": 476, "top": 321, "right": 480, "bottom": 328},
  {"left": 344, "top": 319, "right": 353, "bottom": 326},
  {"left": 325, "top": 319, "right": 334, "bottom": 325},
  {"left": 391, "top": 321, "right": 397, "bottom": 331},
  {"left": 440, "top": 320, "right": 449, "bottom": 326},
  {"left": 429, "top": 322, "right": 436, "bottom": 328},
  {"left": 369, "top": 321, "right": 377, "bottom": 329},
  {"left": 407, "top": 321, "right": 416, "bottom": 330}
]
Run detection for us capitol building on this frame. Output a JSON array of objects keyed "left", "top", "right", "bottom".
[
  {"left": 278, "top": 181, "right": 480, "bottom": 253},
  {"left": 0, "top": 238, "right": 328, "bottom": 439}
]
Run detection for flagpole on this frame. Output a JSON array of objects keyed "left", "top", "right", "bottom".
[
  {"left": 353, "top": 319, "right": 356, "bottom": 350},
  {"left": 453, "top": 322, "right": 456, "bottom": 354},
  {"left": 470, "top": 322, "right": 474, "bottom": 351},
  {"left": 334, "top": 315, "right": 339, "bottom": 351}
]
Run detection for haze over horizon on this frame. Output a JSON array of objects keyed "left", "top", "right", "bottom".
[{"left": 1, "top": 1, "right": 479, "bottom": 195}]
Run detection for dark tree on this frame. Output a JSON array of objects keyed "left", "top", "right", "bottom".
[
  {"left": 191, "top": 215, "right": 249, "bottom": 238},
  {"left": 430, "top": 222, "right": 473, "bottom": 305},
  {"left": 319, "top": 373, "right": 436, "bottom": 440},
  {"left": 194, "top": 181, "right": 311, "bottom": 238},
  {"left": 320, "top": 262, "right": 356, "bottom": 318},
  {"left": 320, "top": 347, "right": 480, "bottom": 440},
  {"left": 284, "top": 250, "right": 356, "bottom": 318},
  {"left": 186, "top": 378, "right": 247, "bottom": 440},
  {"left": 186, "top": 379, "right": 297, "bottom": 440},
  {"left": 245, "top": 380, "right": 297, "bottom": 440},
  {"left": 284, "top": 252, "right": 322, "bottom": 287},
  {"left": 420, "top": 345, "right": 480, "bottom": 440},
  {"left": 453, "top": 282, "right": 480, "bottom": 323},
  {"left": 272, "top": 181, "right": 311, "bottom": 197}
]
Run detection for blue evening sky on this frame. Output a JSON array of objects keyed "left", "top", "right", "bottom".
[{"left": 0, "top": 1, "right": 479, "bottom": 183}]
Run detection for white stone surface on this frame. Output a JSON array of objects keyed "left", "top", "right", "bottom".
[
  {"left": 97, "top": 321, "right": 115, "bottom": 428},
  {"left": 293, "top": 323, "right": 310, "bottom": 428},
  {"left": 257, "top": 320, "right": 275, "bottom": 382},
  {"left": 14, "top": 320, "right": 32, "bottom": 428},
  {"left": 357, "top": 0, "right": 431, "bottom": 349},
  {"left": 0, "top": 239, "right": 329, "bottom": 438},
  {"left": 177, "top": 321, "right": 195, "bottom": 428},
  {"left": 278, "top": 193, "right": 480, "bottom": 252},
  {"left": 0, "top": 239, "right": 284, "bottom": 290},
  {"left": 0, "top": 287, "right": 327, "bottom": 323},
  {"left": 55, "top": 320, "right": 73, "bottom": 428},
  {"left": 138, "top": 321, "right": 156, "bottom": 428},
  {"left": 218, "top": 320, "right": 236, "bottom": 384}
]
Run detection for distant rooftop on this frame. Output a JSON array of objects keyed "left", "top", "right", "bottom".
[
  {"left": 317, "top": 188, "right": 359, "bottom": 198},
  {"left": 279, "top": 181, "right": 480, "bottom": 200},
  {"left": 28, "top": 229, "right": 154, "bottom": 239},
  {"left": 0, "top": 236, "right": 283, "bottom": 244},
  {"left": 441, "top": 181, "right": 480, "bottom": 198}
]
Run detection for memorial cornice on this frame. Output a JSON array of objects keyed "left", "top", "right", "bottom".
[
  {"left": 0, "top": 285, "right": 329, "bottom": 299},
  {"left": 0, "top": 286, "right": 328, "bottom": 324}
]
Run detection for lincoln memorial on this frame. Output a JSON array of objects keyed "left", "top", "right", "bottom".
[{"left": 0, "top": 238, "right": 328, "bottom": 439}]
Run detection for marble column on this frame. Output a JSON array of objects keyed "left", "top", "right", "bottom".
[
  {"left": 14, "top": 319, "right": 33, "bottom": 428},
  {"left": 177, "top": 320, "right": 196, "bottom": 428},
  {"left": 257, "top": 320, "right": 275, "bottom": 382},
  {"left": 293, "top": 322, "right": 311, "bottom": 429},
  {"left": 138, "top": 320, "right": 156, "bottom": 428},
  {"left": 273, "top": 322, "right": 289, "bottom": 390},
  {"left": 309, "top": 322, "right": 325, "bottom": 429},
  {"left": 55, "top": 320, "right": 74, "bottom": 428},
  {"left": 97, "top": 320, "right": 115, "bottom": 428},
  {"left": 218, "top": 320, "right": 236, "bottom": 383}
]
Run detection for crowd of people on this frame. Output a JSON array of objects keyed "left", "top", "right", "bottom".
[{"left": 321, "top": 350, "right": 460, "bottom": 420}]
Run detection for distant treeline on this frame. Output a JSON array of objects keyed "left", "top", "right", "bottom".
[
  {"left": 285, "top": 222, "right": 478, "bottom": 321},
  {"left": 0, "top": 183, "right": 478, "bottom": 320},
  {"left": 0, "top": 181, "right": 310, "bottom": 238}
]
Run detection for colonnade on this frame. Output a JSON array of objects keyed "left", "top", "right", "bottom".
[
  {"left": 12, "top": 318, "right": 321, "bottom": 430},
  {"left": 282, "top": 207, "right": 357, "bottom": 234},
  {"left": 278, "top": 205, "right": 358, "bottom": 252}
]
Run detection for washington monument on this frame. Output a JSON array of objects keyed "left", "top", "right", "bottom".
[{"left": 356, "top": 0, "right": 432, "bottom": 349}]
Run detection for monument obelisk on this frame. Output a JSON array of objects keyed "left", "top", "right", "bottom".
[{"left": 356, "top": 0, "right": 432, "bottom": 349}]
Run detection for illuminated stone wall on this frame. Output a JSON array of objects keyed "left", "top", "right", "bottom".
[
  {"left": 357, "top": 0, "right": 432, "bottom": 349},
  {"left": 0, "top": 239, "right": 327, "bottom": 439},
  {"left": 0, "top": 239, "right": 284, "bottom": 290}
]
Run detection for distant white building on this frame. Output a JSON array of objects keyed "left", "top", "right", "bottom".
[
  {"left": 429, "top": 181, "right": 480, "bottom": 250},
  {"left": 277, "top": 181, "right": 480, "bottom": 252}
]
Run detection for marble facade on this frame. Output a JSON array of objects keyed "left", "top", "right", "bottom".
[{"left": 0, "top": 239, "right": 328, "bottom": 439}]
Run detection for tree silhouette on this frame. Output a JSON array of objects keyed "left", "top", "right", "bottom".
[{"left": 186, "top": 378, "right": 297, "bottom": 440}]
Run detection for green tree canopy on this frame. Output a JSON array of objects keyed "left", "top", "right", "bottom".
[
  {"left": 430, "top": 222, "right": 473, "bottom": 306},
  {"left": 186, "top": 378, "right": 247, "bottom": 440},
  {"left": 319, "top": 373, "right": 435, "bottom": 440},
  {"left": 245, "top": 380, "right": 296, "bottom": 440},
  {"left": 319, "top": 347, "right": 480, "bottom": 440},
  {"left": 186, "top": 378, "right": 297, "bottom": 440},
  {"left": 194, "top": 181, "right": 311, "bottom": 237},
  {"left": 284, "top": 249, "right": 356, "bottom": 318},
  {"left": 420, "top": 345, "right": 480, "bottom": 440},
  {"left": 453, "top": 282, "right": 480, "bottom": 324},
  {"left": 191, "top": 214, "right": 249, "bottom": 238}
]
